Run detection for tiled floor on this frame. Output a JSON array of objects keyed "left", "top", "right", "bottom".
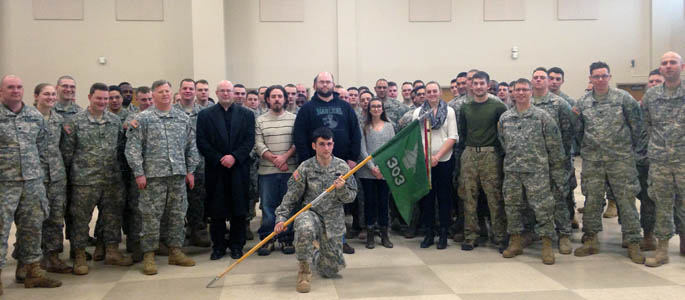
[{"left": 2, "top": 159, "right": 684, "bottom": 299}]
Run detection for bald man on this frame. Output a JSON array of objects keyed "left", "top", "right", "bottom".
[
  {"left": 197, "top": 80, "right": 255, "bottom": 260},
  {"left": 641, "top": 51, "right": 685, "bottom": 267},
  {"left": 0, "top": 75, "right": 61, "bottom": 292}
]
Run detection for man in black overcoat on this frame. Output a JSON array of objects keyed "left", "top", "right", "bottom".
[{"left": 196, "top": 80, "right": 255, "bottom": 260}]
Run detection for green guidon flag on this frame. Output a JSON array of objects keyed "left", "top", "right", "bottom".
[{"left": 372, "top": 120, "right": 430, "bottom": 224}]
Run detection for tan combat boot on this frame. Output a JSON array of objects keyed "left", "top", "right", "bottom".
[
  {"left": 502, "top": 234, "right": 523, "bottom": 258},
  {"left": 603, "top": 200, "right": 618, "bottom": 218},
  {"left": 142, "top": 252, "right": 157, "bottom": 275},
  {"left": 296, "top": 261, "right": 312, "bottom": 293},
  {"left": 645, "top": 238, "right": 670, "bottom": 267},
  {"left": 93, "top": 240, "right": 105, "bottom": 261},
  {"left": 558, "top": 235, "right": 572, "bottom": 255},
  {"left": 168, "top": 247, "right": 195, "bottom": 266},
  {"left": 73, "top": 249, "right": 89, "bottom": 275},
  {"left": 24, "top": 262, "right": 62, "bottom": 288},
  {"left": 641, "top": 231, "right": 657, "bottom": 251},
  {"left": 105, "top": 244, "right": 134, "bottom": 266},
  {"left": 574, "top": 233, "right": 600, "bottom": 257},
  {"left": 41, "top": 252, "right": 73, "bottom": 273},
  {"left": 627, "top": 242, "right": 645, "bottom": 264},
  {"left": 541, "top": 237, "right": 555, "bottom": 265},
  {"left": 15, "top": 261, "right": 26, "bottom": 283}
]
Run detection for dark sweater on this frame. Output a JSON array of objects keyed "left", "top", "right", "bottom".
[{"left": 293, "top": 92, "right": 361, "bottom": 164}]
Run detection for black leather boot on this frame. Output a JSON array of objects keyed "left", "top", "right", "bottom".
[
  {"left": 365, "top": 226, "right": 375, "bottom": 249},
  {"left": 437, "top": 228, "right": 448, "bottom": 250},
  {"left": 420, "top": 232, "right": 435, "bottom": 248},
  {"left": 380, "top": 227, "right": 394, "bottom": 248}
]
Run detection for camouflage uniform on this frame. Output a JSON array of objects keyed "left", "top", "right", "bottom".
[
  {"left": 173, "top": 103, "right": 208, "bottom": 232},
  {"left": 532, "top": 92, "right": 574, "bottom": 236},
  {"left": 123, "top": 112, "right": 143, "bottom": 244},
  {"left": 498, "top": 106, "right": 566, "bottom": 238},
  {"left": 52, "top": 101, "right": 82, "bottom": 242},
  {"left": 448, "top": 96, "right": 466, "bottom": 233},
  {"left": 109, "top": 108, "right": 131, "bottom": 243},
  {"left": 555, "top": 91, "right": 580, "bottom": 222},
  {"left": 125, "top": 106, "right": 199, "bottom": 253},
  {"left": 397, "top": 106, "right": 419, "bottom": 132},
  {"left": 41, "top": 112, "right": 68, "bottom": 253},
  {"left": 557, "top": 91, "right": 577, "bottom": 107},
  {"left": 244, "top": 108, "right": 260, "bottom": 224},
  {"left": 53, "top": 101, "right": 83, "bottom": 120},
  {"left": 275, "top": 157, "right": 357, "bottom": 277},
  {"left": 574, "top": 87, "right": 646, "bottom": 243},
  {"left": 110, "top": 108, "right": 130, "bottom": 124},
  {"left": 125, "top": 104, "right": 139, "bottom": 113},
  {"left": 641, "top": 80, "right": 685, "bottom": 240},
  {"left": 458, "top": 94, "right": 508, "bottom": 244},
  {"left": 61, "top": 109, "right": 125, "bottom": 249},
  {"left": 0, "top": 104, "right": 48, "bottom": 268},
  {"left": 381, "top": 98, "right": 410, "bottom": 126}
]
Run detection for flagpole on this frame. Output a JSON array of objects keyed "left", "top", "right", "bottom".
[
  {"left": 206, "top": 155, "right": 374, "bottom": 288},
  {"left": 424, "top": 118, "right": 432, "bottom": 189}
]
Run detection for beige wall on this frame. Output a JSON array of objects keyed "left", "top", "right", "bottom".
[
  {"left": 2, "top": 0, "right": 683, "bottom": 104},
  {"left": 220, "top": 0, "right": 683, "bottom": 99},
  {"left": 192, "top": 0, "right": 227, "bottom": 89},
  {"left": 0, "top": 0, "right": 193, "bottom": 106},
  {"left": 223, "top": 0, "right": 339, "bottom": 89},
  {"left": 354, "top": 0, "right": 653, "bottom": 99},
  {"left": 652, "top": 0, "right": 685, "bottom": 68},
  {"left": 0, "top": 1, "right": 6, "bottom": 75}
]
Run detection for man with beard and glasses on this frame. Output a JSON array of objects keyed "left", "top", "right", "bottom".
[{"left": 293, "top": 71, "right": 362, "bottom": 255}]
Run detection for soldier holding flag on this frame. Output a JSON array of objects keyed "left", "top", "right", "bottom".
[{"left": 273, "top": 127, "right": 357, "bottom": 293}]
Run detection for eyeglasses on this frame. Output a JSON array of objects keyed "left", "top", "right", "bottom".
[{"left": 370, "top": 105, "right": 383, "bottom": 109}]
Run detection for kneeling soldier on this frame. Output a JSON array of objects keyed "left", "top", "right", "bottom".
[{"left": 274, "top": 127, "right": 357, "bottom": 293}]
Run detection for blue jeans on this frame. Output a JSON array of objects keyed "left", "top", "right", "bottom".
[{"left": 258, "top": 173, "right": 294, "bottom": 243}]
